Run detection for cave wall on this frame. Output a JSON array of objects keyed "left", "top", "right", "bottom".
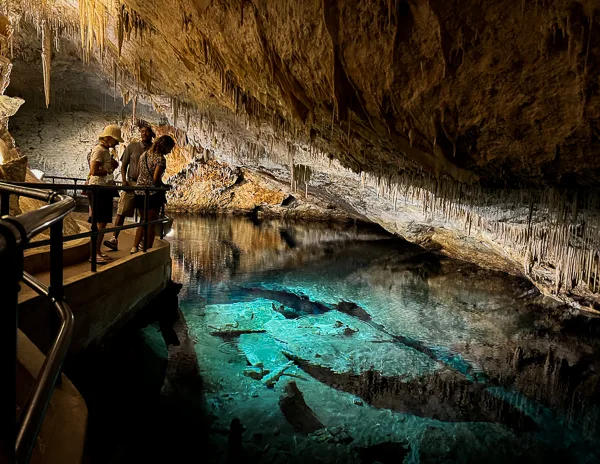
[
  {"left": 10, "top": 105, "right": 123, "bottom": 179},
  {"left": 4, "top": 1, "right": 600, "bottom": 310}
]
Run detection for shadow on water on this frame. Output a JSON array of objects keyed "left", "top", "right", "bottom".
[{"left": 286, "top": 353, "right": 538, "bottom": 431}]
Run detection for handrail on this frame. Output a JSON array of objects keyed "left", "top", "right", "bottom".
[
  {"left": 0, "top": 180, "right": 76, "bottom": 463},
  {"left": 8, "top": 194, "right": 74, "bottom": 242},
  {"left": 8, "top": 180, "right": 172, "bottom": 270},
  {"left": 16, "top": 273, "right": 74, "bottom": 464},
  {"left": 12, "top": 182, "right": 168, "bottom": 192}
]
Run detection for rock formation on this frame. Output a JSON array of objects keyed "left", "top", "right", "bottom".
[{"left": 2, "top": 1, "right": 600, "bottom": 309}]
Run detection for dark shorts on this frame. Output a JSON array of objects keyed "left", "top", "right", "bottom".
[
  {"left": 88, "top": 190, "right": 114, "bottom": 224},
  {"left": 134, "top": 193, "right": 165, "bottom": 212}
]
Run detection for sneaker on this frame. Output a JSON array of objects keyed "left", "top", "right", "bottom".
[
  {"left": 103, "top": 238, "right": 118, "bottom": 251},
  {"left": 130, "top": 247, "right": 139, "bottom": 254}
]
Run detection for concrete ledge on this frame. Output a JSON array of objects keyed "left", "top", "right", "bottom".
[
  {"left": 24, "top": 220, "right": 90, "bottom": 275},
  {"left": 18, "top": 237, "right": 172, "bottom": 354},
  {"left": 17, "top": 330, "right": 88, "bottom": 464}
]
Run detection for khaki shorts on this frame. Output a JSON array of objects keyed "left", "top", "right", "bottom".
[{"left": 117, "top": 181, "right": 137, "bottom": 217}]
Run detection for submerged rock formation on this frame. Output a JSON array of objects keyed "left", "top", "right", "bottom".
[{"left": 3, "top": 1, "right": 600, "bottom": 309}]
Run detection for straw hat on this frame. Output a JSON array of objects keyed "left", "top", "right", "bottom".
[{"left": 98, "top": 125, "right": 124, "bottom": 143}]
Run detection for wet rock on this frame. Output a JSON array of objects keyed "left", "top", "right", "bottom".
[
  {"left": 278, "top": 381, "right": 324, "bottom": 433},
  {"left": 243, "top": 367, "right": 268, "bottom": 380},
  {"left": 265, "top": 311, "right": 436, "bottom": 378},
  {"left": 262, "top": 361, "right": 295, "bottom": 388},
  {"left": 309, "top": 426, "right": 353, "bottom": 445},
  {"left": 335, "top": 301, "right": 372, "bottom": 322},
  {"left": 271, "top": 302, "right": 300, "bottom": 320},
  {"left": 203, "top": 300, "right": 285, "bottom": 335}
]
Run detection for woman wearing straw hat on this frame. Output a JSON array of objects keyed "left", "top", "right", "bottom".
[{"left": 87, "top": 124, "right": 122, "bottom": 264}]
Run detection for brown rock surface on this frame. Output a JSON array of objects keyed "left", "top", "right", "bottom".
[{"left": 3, "top": 1, "right": 600, "bottom": 308}]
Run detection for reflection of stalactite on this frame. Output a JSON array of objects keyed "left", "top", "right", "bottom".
[{"left": 41, "top": 19, "right": 52, "bottom": 108}]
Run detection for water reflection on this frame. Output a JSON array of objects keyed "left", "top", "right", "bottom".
[
  {"left": 168, "top": 215, "right": 600, "bottom": 463},
  {"left": 170, "top": 214, "right": 391, "bottom": 297}
]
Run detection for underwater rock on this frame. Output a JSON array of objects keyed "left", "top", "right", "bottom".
[
  {"left": 265, "top": 311, "right": 438, "bottom": 378},
  {"left": 308, "top": 426, "right": 353, "bottom": 445},
  {"left": 335, "top": 301, "right": 372, "bottom": 322},
  {"left": 278, "top": 381, "right": 324, "bottom": 433},
  {"left": 262, "top": 361, "right": 295, "bottom": 388},
  {"left": 271, "top": 302, "right": 299, "bottom": 320},
  {"left": 203, "top": 299, "right": 285, "bottom": 335},
  {"left": 241, "top": 287, "right": 334, "bottom": 315},
  {"left": 238, "top": 333, "right": 289, "bottom": 369},
  {"left": 243, "top": 367, "right": 268, "bottom": 381}
]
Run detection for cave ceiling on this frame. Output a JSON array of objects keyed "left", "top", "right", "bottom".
[{"left": 6, "top": 0, "right": 600, "bottom": 189}]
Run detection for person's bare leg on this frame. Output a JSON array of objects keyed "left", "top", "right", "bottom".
[
  {"left": 145, "top": 209, "right": 159, "bottom": 249},
  {"left": 113, "top": 214, "right": 125, "bottom": 238},
  {"left": 132, "top": 209, "right": 146, "bottom": 252},
  {"left": 133, "top": 225, "right": 144, "bottom": 249},
  {"left": 97, "top": 222, "right": 106, "bottom": 257}
]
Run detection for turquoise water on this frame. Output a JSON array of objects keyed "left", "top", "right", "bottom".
[{"left": 169, "top": 214, "right": 600, "bottom": 464}]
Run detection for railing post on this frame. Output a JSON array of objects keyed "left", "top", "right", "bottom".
[
  {"left": 143, "top": 189, "right": 149, "bottom": 252},
  {"left": 0, "top": 219, "right": 21, "bottom": 463},
  {"left": 160, "top": 203, "right": 165, "bottom": 239},
  {"left": 90, "top": 187, "right": 98, "bottom": 272},
  {"left": 1, "top": 191, "right": 10, "bottom": 216},
  {"left": 48, "top": 219, "right": 64, "bottom": 386},
  {"left": 49, "top": 220, "right": 64, "bottom": 300}
]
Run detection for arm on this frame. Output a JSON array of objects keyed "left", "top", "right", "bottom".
[
  {"left": 120, "top": 146, "right": 130, "bottom": 185},
  {"left": 89, "top": 147, "right": 109, "bottom": 176},
  {"left": 153, "top": 164, "right": 165, "bottom": 186},
  {"left": 90, "top": 160, "right": 107, "bottom": 176}
]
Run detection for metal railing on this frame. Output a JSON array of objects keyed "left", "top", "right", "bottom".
[
  {"left": 0, "top": 178, "right": 171, "bottom": 462},
  {"left": 13, "top": 180, "right": 171, "bottom": 272},
  {"left": 0, "top": 181, "right": 75, "bottom": 463}
]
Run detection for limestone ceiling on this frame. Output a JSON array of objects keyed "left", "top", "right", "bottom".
[{"left": 7, "top": 0, "right": 600, "bottom": 189}]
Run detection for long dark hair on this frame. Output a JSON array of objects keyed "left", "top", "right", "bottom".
[{"left": 151, "top": 135, "right": 175, "bottom": 155}]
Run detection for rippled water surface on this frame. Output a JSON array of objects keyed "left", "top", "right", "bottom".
[{"left": 169, "top": 214, "right": 600, "bottom": 464}]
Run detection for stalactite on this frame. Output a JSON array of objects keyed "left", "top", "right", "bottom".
[
  {"left": 41, "top": 19, "right": 52, "bottom": 108},
  {"left": 584, "top": 15, "right": 593, "bottom": 75}
]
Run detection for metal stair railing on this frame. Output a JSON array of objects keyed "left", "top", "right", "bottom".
[{"left": 0, "top": 181, "right": 75, "bottom": 463}]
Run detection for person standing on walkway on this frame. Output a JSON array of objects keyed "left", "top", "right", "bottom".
[
  {"left": 104, "top": 124, "right": 155, "bottom": 251},
  {"left": 131, "top": 135, "right": 175, "bottom": 254},
  {"left": 88, "top": 124, "right": 122, "bottom": 264}
]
